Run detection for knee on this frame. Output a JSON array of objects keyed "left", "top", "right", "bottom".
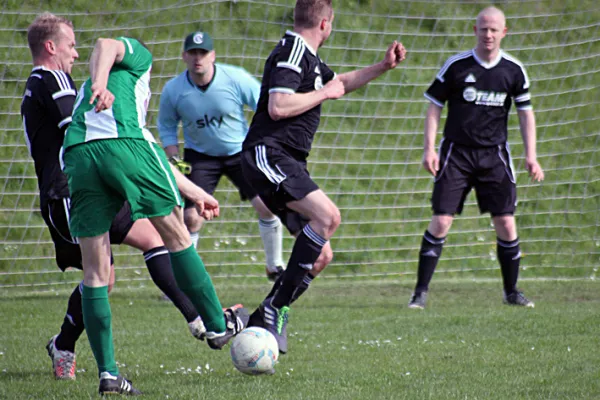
[
  {"left": 493, "top": 215, "right": 517, "bottom": 241},
  {"left": 108, "top": 266, "right": 116, "bottom": 293},
  {"left": 429, "top": 215, "right": 453, "bottom": 237},
  {"left": 321, "top": 206, "right": 341, "bottom": 237},
  {"left": 184, "top": 209, "right": 203, "bottom": 232},
  {"left": 313, "top": 246, "right": 333, "bottom": 273}
]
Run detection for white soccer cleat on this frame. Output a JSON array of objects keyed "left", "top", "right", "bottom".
[
  {"left": 46, "top": 334, "right": 76, "bottom": 380},
  {"left": 188, "top": 317, "right": 207, "bottom": 341}
]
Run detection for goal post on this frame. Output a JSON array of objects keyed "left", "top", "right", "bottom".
[{"left": 1, "top": 0, "right": 598, "bottom": 291}]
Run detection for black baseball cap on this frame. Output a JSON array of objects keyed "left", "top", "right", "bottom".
[{"left": 183, "top": 31, "right": 214, "bottom": 52}]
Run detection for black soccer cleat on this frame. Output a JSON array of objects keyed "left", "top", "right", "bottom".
[
  {"left": 266, "top": 266, "right": 284, "bottom": 282},
  {"left": 503, "top": 291, "right": 535, "bottom": 308},
  {"left": 260, "top": 297, "right": 289, "bottom": 354},
  {"left": 407, "top": 291, "right": 428, "bottom": 309},
  {"left": 98, "top": 372, "right": 142, "bottom": 396},
  {"left": 206, "top": 304, "right": 249, "bottom": 350}
]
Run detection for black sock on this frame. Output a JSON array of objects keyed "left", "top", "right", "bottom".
[
  {"left": 497, "top": 238, "right": 520, "bottom": 295},
  {"left": 54, "top": 282, "right": 85, "bottom": 353},
  {"left": 291, "top": 272, "right": 314, "bottom": 304},
  {"left": 271, "top": 225, "right": 325, "bottom": 309},
  {"left": 144, "top": 246, "right": 199, "bottom": 323},
  {"left": 265, "top": 272, "right": 315, "bottom": 304},
  {"left": 414, "top": 230, "right": 446, "bottom": 293}
]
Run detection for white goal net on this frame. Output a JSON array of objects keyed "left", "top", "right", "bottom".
[{"left": 1, "top": 0, "right": 598, "bottom": 291}]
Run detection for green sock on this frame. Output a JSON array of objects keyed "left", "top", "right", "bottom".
[
  {"left": 81, "top": 285, "right": 119, "bottom": 377},
  {"left": 170, "top": 246, "right": 225, "bottom": 333}
]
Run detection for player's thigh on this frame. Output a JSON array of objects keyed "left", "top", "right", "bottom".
[
  {"left": 223, "top": 152, "right": 259, "bottom": 202},
  {"left": 149, "top": 206, "right": 191, "bottom": 252},
  {"left": 183, "top": 149, "right": 223, "bottom": 209},
  {"left": 431, "top": 144, "right": 473, "bottom": 216},
  {"left": 474, "top": 146, "right": 517, "bottom": 216},
  {"left": 240, "top": 146, "right": 314, "bottom": 234},
  {"left": 97, "top": 139, "right": 184, "bottom": 221},
  {"left": 109, "top": 201, "right": 165, "bottom": 251},
  {"left": 287, "top": 190, "right": 340, "bottom": 230},
  {"left": 41, "top": 199, "right": 83, "bottom": 271},
  {"left": 63, "top": 143, "right": 124, "bottom": 238}
]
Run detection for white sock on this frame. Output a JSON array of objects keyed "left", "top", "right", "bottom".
[
  {"left": 190, "top": 231, "right": 200, "bottom": 248},
  {"left": 258, "top": 217, "right": 284, "bottom": 272}
]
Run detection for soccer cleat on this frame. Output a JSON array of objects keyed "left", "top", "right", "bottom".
[
  {"left": 266, "top": 266, "right": 284, "bottom": 282},
  {"left": 260, "top": 298, "right": 289, "bottom": 354},
  {"left": 407, "top": 292, "right": 428, "bottom": 309},
  {"left": 98, "top": 372, "right": 142, "bottom": 396},
  {"left": 206, "top": 304, "right": 249, "bottom": 350},
  {"left": 46, "top": 335, "right": 76, "bottom": 380},
  {"left": 188, "top": 317, "right": 206, "bottom": 341},
  {"left": 503, "top": 291, "right": 535, "bottom": 308}
]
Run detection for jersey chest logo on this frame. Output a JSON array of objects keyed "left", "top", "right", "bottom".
[
  {"left": 314, "top": 75, "right": 323, "bottom": 90},
  {"left": 463, "top": 86, "right": 507, "bottom": 107}
]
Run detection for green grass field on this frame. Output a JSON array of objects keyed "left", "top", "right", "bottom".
[
  {"left": 0, "top": 0, "right": 598, "bottom": 398},
  {"left": 1, "top": 279, "right": 599, "bottom": 399}
]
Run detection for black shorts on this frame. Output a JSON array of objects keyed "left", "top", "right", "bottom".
[
  {"left": 431, "top": 140, "right": 517, "bottom": 216},
  {"left": 240, "top": 145, "right": 316, "bottom": 235},
  {"left": 183, "top": 149, "right": 258, "bottom": 209},
  {"left": 40, "top": 199, "right": 135, "bottom": 271}
]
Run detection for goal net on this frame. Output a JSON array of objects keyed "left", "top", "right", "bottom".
[{"left": 1, "top": 0, "right": 598, "bottom": 291}]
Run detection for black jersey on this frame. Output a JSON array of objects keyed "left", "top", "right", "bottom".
[
  {"left": 243, "top": 30, "right": 335, "bottom": 160},
  {"left": 425, "top": 49, "right": 532, "bottom": 148},
  {"left": 21, "top": 66, "right": 77, "bottom": 204}
]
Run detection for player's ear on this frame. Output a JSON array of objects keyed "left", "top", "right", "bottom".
[
  {"left": 320, "top": 17, "right": 328, "bottom": 32},
  {"left": 473, "top": 24, "right": 477, "bottom": 35},
  {"left": 45, "top": 39, "right": 56, "bottom": 55}
]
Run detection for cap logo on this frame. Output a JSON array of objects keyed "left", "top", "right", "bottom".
[{"left": 193, "top": 33, "right": 204, "bottom": 44}]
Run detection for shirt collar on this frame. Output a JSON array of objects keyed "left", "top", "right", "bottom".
[
  {"left": 471, "top": 48, "right": 503, "bottom": 69},
  {"left": 286, "top": 30, "right": 317, "bottom": 56}
]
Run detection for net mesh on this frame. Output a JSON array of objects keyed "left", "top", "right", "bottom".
[{"left": 0, "top": 0, "right": 598, "bottom": 290}]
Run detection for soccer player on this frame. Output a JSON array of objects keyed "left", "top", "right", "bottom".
[
  {"left": 158, "top": 32, "right": 285, "bottom": 281},
  {"left": 21, "top": 13, "right": 209, "bottom": 382},
  {"left": 241, "top": 0, "right": 407, "bottom": 353},
  {"left": 407, "top": 6, "right": 544, "bottom": 310},
  {"left": 61, "top": 36, "right": 248, "bottom": 395}
]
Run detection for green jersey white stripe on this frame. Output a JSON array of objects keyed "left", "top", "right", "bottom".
[{"left": 65, "top": 37, "right": 154, "bottom": 149}]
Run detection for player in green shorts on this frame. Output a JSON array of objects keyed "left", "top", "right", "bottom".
[{"left": 63, "top": 37, "right": 248, "bottom": 396}]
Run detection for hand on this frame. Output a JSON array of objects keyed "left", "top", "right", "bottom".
[
  {"left": 89, "top": 83, "right": 115, "bottom": 112},
  {"left": 526, "top": 158, "right": 544, "bottom": 182},
  {"left": 383, "top": 41, "right": 407, "bottom": 70},
  {"left": 193, "top": 190, "right": 220, "bottom": 221},
  {"left": 323, "top": 78, "right": 345, "bottom": 100},
  {"left": 422, "top": 148, "right": 439, "bottom": 176}
]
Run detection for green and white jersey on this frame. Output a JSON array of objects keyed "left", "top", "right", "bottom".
[{"left": 64, "top": 37, "right": 154, "bottom": 149}]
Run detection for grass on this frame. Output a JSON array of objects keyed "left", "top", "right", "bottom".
[{"left": 1, "top": 279, "right": 599, "bottom": 399}]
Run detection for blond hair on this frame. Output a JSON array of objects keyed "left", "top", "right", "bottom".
[
  {"left": 294, "top": 0, "right": 333, "bottom": 29},
  {"left": 27, "top": 12, "right": 74, "bottom": 58}
]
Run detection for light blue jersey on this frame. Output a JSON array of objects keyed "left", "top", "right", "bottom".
[{"left": 158, "top": 63, "right": 260, "bottom": 156}]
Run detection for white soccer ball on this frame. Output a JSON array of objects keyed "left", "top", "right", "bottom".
[{"left": 230, "top": 327, "right": 279, "bottom": 375}]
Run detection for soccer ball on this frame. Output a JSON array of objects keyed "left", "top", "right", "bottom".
[{"left": 230, "top": 327, "right": 279, "bottom": 375}]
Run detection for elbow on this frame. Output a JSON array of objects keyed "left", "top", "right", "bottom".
[
  {"left": 94, "top": 38, "right": 111, "bottom": 48},
  {"left": 268, "top": 104, "right": 285, "bottom": 121}
]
